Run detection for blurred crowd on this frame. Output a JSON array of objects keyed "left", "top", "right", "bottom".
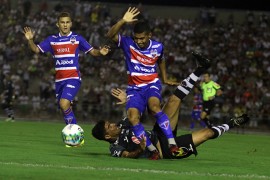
[{"left": 0, "top": 0, "right": 269, "bottom": 128}]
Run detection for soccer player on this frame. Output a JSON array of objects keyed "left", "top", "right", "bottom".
[
  {"left": 190, "top": 86, "right": 206, "bottom": 130},
  {"left": 23, "top": 12, "right": 109, "bottom": 126},
  {"left": 106, "top": 7, "right": 181, "bottom": 159},
  {"left": 200, "top": 73, "right": 223, "bottom": 127},
  {"left": 92, "top": 53, "right": 249, "bottom": 159},
  {"left": 0, "top": 73, "right": 15, "bottom": 122}
]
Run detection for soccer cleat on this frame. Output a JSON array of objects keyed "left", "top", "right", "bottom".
[
  {"left": 5, "top": 117, "right": 15, "bottom": 122},
  {"left": 149, "top": 150, "right": 160, "bottom": 160},
  {"left": 228, "top": 114, "right": 250, "bottom": 127},
  {"left": 169, "top": 144, "right": 187, "bottom": 157},
  {"left": 65, "top": 139, "right": 85, "bottom": 148},
  {"left": 192, "top": 51, "right": 211, "bottom": 69}
]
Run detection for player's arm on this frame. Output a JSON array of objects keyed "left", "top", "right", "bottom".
[
  {"left": 111, "top": 88, "right": 127, "bottom": 105},
  {"left": 89, "top": 45, "right": 110, "bottom": 56},
  {"left": 216, "top": 89, "right": 223, "bottom": 96},
  {"left": 106, "top": 7, "right": 140, "bottom": 43},
  {"left": 23, "top": 27, "right": 40, "bottom": 54},
  {"left": 121, "top": 137, "right": 146, "bottom": 158},
  {"left": 158, "top": 59, "right": 179, "bottom": 86}
]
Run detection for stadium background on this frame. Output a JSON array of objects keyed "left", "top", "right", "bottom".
[{"left": 0, "top": 0, "right": 269, "bottom": 131}]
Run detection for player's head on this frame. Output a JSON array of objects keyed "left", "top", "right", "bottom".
[
  {"left": 203, "top": 72, "right": 211, "bottom": 83},
  {"left": 56, "top": 12, "right": 72, "bottom": 36},
  {"left": 133, "top": 21, "right": 152, "bottom": 49},
  {"left": 92, "top": 120, "right": 121, "bottom": 143}
]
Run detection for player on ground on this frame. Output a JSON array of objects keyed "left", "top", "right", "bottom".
[
  {"left": 92, "top": 52, "right": 248, "bottom": 160},
  {"left": 23, "top": 12, "right": 109, "bottom": 128},
  {"left": 106, "top": 7, "right": 182, "bottom": 159},
  {"left": 200, "top": 73, "right": 223, "bottom": 127}
]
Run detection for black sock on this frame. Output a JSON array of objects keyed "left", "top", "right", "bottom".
[{"left": 174, "top": 72, "right": 199, "bottom": 100}]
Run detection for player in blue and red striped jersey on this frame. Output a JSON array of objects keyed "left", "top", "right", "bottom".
[
  {"left": 190, "top": 87, "right": 206, "bottom": 130},
  {"left": 106, "top": 7, "right": 182, "bottom": 159},
  {"left": 23, "top": 12, "right": 109, "bottom": 126}
]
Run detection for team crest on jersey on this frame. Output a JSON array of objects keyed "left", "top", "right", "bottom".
[
  {"left": 70, "top": 36, "right": 76, "bottom": 44},
  {"left": 131, "top": 136, "right": 140, "bottom": 144},
  {"left": 150, "top": 49, "right": 158, "bottom": 57}
]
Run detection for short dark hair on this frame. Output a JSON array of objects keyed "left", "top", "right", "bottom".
[
  {"left": 57, "top": 12, "right": 72, "bottom": 22},
  {"left": 92, "top": 120, "right": 106, "bottom": 141},
  {"left": 133, "top": 21, "right": 151, "bottom": 34}
]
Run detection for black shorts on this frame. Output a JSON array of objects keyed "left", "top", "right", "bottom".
[
  {"left": 153, "top": 123, "right": 198, "bottom": 159},
  {"left": 202, "top": 100, "right": 215, "bottom": 114}
]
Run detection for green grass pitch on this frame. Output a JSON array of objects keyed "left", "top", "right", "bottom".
[{"left": 0, "top": 120, "right": 269, "bottom": 180}]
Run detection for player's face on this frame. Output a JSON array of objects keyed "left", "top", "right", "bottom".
[
  {"left": 57, "top": 17, "right": 72, "bottom": 36},
  {"left": 104, "top": 121, "right": 121, "bottom": 138},
  {"left": 203, "top": 74, "right": 210, "bottom": 82},
  {"left": 133, "top": 32, "right": 151, "bottom": 49}
]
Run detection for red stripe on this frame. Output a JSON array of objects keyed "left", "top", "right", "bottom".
[
  {"left": 130, "top": 48, "right": 158, "bottom": 65},
  {"left": 51, "top": 44, "right": 78, "bottom": 55},
  {"left": 128, "top": 73, "right": 158, "bottom": 85},
  {"left": 55, "top": 69, "right": 79, "bottom": 80}
]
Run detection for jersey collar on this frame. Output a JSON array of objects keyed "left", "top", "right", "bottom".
[{"left": 59, "top": 31, "right": 72, "bottom": 37}]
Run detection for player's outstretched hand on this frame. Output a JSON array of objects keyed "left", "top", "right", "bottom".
[
  {"left": 99, "top": 45, "right": 110, "bottom": 55},
  {"left": 122, "top": 7, "right": 140, "bottom": 23},
  {"left": 23, "top": 27, "right": 35, "bottom": 40},
  {"left": 111, "top": 88, "right": 127, "bottom": 105}
]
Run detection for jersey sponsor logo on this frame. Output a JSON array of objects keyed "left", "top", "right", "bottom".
[
  {"left": 123, "top": 136, "right": 129, "bottom": 142},
  {"left": 56, "top": 47, "right": 71, "bottom": 53},
  {"left": 67, "top": 84, "right": 75, "bottom": 88},
  {"left": 59, "top": 38, "right": 69, "bottom": 41},
  {"left": 56, "top": 59, "right": 74, "bottom": 65},
  {"left": 134, "top": 65, "right": 155, "bottom": 73},
  {"left": 130, "top": 47, "right": 158, "bottom": 65},
  {"left": 151, "top": 44, "right": 161, "bottom": 48},
  {"left": 113, "top": 150, "right": 121, "bottom": 157},
  {"left": 131, "top": 136, "right": 140, "bottom": 144}
]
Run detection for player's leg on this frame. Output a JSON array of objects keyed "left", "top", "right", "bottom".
[
  {"left": 3, "top": 103, "right": 15, "bottom": 122},
  {"left": 57, "top": 80, "right": 81, "bottom": 124},
  {"left": 126, "top": 89, "right": 159, "bottom": 159},
  {"left": 192, "top": 114, "right": 250, "bottom": 146},
  {"left": 200, "top": 101, "right": 214, "bottom": 127},
  {"left": 165, "top": 51, "right": 212, "bottom": 131}
]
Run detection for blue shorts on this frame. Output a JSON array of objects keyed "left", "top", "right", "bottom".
[
  {"left": 191, "top": 110, "right": 201, "bottom": 120},
  {"left": 126, "top": 81, "right": 162, "bottom": 115},
  {"left": 55, "top": 79, "right": 81, "bottom": 103}
]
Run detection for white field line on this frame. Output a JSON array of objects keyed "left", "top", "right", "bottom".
[{"left": 0, "top": 161, "right": 270, "bottom": 179}]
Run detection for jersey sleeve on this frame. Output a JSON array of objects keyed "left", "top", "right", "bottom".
[
  {"left": 37, "top": 37, "right": 53, "bottom": 54},
  {"left": 109, "top": 143, "right": 126, "bottom": 157},
  {"left": 158, "top": 43, "right": 165, "bottom": 62},
  {"left": 118, "top": 35, "right": 131, "bottom": 49},
  {"left": 213, "top": 81, "right": 221, "bottom": 90},
  {"left": 78, "top": 35, "right": 93, "bottom": 54}
]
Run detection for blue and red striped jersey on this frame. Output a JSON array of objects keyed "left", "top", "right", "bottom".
[
  {"left": 118, "top": 35, "right": 164, "bottom": 87},
  {"left": 37, "top": 31, "right": 93, "bottom": 82}
]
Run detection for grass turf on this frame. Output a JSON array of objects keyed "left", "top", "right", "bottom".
[{"left": 0, "top": 120, "right": 269, "bottom": 180}]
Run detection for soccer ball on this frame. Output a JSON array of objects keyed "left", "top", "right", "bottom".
[{"left": 61, "top": 124, "right": 84, "bottom": 146}]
